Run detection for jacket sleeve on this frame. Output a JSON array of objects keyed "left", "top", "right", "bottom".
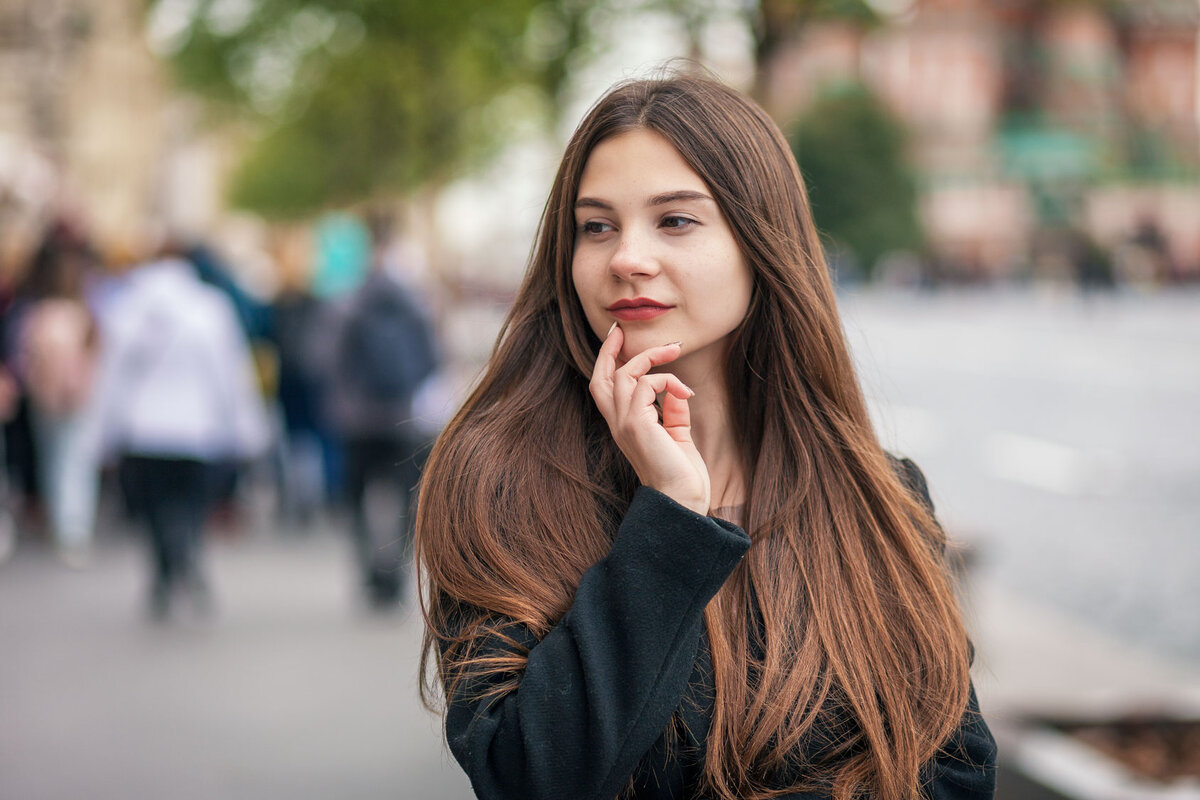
[{"left": 443, "top": 487, "right": 751, "bottom": 800}]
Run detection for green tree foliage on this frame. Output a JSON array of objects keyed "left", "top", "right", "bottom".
[
  {"left": 789, "top": 85, "right": 921, "bottom": 278},
  {"left": 146, "top": 0, "right": 591, "bottom": 218}
]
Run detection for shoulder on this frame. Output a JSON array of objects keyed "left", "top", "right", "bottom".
[
  {"left": 177, "top": 279, "right": 243, "bottom": 334},
  {"left": 887, "top": 453, "right": 934, "bottom": 515},
  {"left": 886, "top": 454, "right": 947, "bottom": 556}
]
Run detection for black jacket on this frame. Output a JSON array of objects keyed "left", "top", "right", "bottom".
[{"left": 443, "top": 462, "right": 997, "bottom": 800}]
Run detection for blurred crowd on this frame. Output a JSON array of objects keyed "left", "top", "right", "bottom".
[
  {"left": 877, "top": 215, "right": 1187, "bottom": 292},
  {"left": 0, "top": 210, "right": 441, "bottom": 619}
]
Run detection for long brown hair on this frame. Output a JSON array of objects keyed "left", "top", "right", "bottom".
[{"left": 417, "top": 73, "right": 970, "bottom": 800}]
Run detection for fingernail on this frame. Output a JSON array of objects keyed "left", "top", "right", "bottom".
[
  {"left": 686, "top": 386, "right": 695, "bottom": 397},
  {"left": 607, "top": 322, "right": 619, "bottom": 336},
  {"left": 667, "top": 341, "right": 682, "bottom": 348}
]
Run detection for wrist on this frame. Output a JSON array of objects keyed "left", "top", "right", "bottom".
[{"left": 649, "top": 482, "right": 708, "bottom": 517}]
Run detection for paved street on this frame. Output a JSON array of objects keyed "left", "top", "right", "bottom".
[
  {"left": 2, "top": 287, "right": 1197, "bottom": 800},
  {"left": 841, "top": 287, "right": 1200, "bottom": 666},
  {"left": 0, "top": 521, "right": 473, "bottom": 800}
]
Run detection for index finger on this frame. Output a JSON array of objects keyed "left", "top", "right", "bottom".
[
  {"left": 616, "top": 341, "right": 682, "bottom": 382},
  {"left": 591, "top": 322, "right": 623, "bottom": 386}
]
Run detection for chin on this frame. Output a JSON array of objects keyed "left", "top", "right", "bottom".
[{"left": 617, "top": 328, "right": 662, "bottom": 361}]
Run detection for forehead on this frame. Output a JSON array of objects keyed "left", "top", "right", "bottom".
[{"left": 576, "top": 129, "right": 707, "bottom": 198}]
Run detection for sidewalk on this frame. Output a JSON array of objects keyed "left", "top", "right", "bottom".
[
  {"left": 5, "top": 514, "right": 1197, "bottom": 800},
  {"left": 0, "top": 524, "right": 473, "bottom": 800},
  {"left": 968, "top": 575, "right": 1200, "bottom": 800},
  {"left": 970, "top": 576, "right": 1200, "bottom": 720}
]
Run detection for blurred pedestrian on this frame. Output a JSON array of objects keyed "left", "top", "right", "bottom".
[
  {"left": 0, "top": 364, "right": 18, "bottom": 563},
  {"left": 327, "top": 213, "right": 438, "bottom": 608},
  {"left": 83, "top": 242, "right": 270, "bottom": 619},
  {"left": 417, "top": 75, "right": 996, "bottom": 800},
  {"left": 1124, "top": 214, "right": 1173, "bottom": 285},
  {"left": 185, "top": 242, "right": 273, "bottom": 342},
  {"left": 1068, "top": 227, "right": 1114, "bottom": 295},
  {"left": 182, "top": 242, "right": 274, "bottom": 537},
  {"left": 267, "top": 228, "right": 334, "bottom": 525},
  {"left": 16, "top": 222, "right": 101, "bottom": 566}
]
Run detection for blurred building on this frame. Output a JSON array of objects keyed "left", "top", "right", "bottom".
[
  {"left": 4, "top": 0, "right": 1196, "bottom": 285},
  {"left": 763, "top": 0, "right": 1200, "bottom": 282},
  {"left": 0, "top": 0, "right": 226, "bottom": 261}
]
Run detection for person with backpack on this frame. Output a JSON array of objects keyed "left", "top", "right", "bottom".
[
  {"left": 326, "top": 215, "right": 439, "bottom": 608},
  {"left": 84, "top": 241, "right": 271, "bottom": 619}
]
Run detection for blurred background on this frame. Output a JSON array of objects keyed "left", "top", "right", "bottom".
[{"left": 1, "top": 0, "right": 1198, "bottom": 798}]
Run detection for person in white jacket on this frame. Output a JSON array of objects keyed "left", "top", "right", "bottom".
[{"left": 84, "top": 252, "right": 270, "bottom": 619}]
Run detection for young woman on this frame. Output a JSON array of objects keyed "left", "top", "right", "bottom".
[{"left": 416, "top": 74, "right": 996, "bottom": 800}]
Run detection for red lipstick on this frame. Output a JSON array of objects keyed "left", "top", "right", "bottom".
[{"left": 607, "top": 297, "right": 673, "bottom": 322}]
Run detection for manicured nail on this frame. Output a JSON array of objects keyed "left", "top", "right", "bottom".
[
  {"left": 686, "top": 385, "right": 695, "bottom": 397},
  {"left": 667, "top": 341, "right": 682, "bottom": 348},
  {"left": 607, "top": 322, "right": 618, "bottom": 336}
]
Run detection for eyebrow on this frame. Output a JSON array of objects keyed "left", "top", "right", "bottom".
[
  {"left": 649, "top": 190, "right": 713, "bottom": 207},
  {"left": 573, "top": 190, "right": 715, "bottom": 211}
]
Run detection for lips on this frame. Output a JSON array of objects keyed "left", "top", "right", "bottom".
[{"left": 607, "top": 297, "right": 673, "bottom": 321}]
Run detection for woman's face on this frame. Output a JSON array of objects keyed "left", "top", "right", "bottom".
[{"left": 571, "top": 129, "right": 753, "bottom": 376}]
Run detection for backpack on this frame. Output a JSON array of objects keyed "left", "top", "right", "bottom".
[
  {"left": 340, "top": 283, "right": 437, "bottom": 403},
  {"left": 272, "top": 292, "right": 326, "bottom": 381}
]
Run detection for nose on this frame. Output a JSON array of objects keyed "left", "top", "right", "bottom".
[{"left": 608, "top": 230, "right": 660, "bottom": 281}]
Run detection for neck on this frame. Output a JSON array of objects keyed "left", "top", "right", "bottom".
[{"left": 665, "top": 350, "right": 745, "bottom": 510}]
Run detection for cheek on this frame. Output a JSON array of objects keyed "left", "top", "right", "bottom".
[
  {"left": 723, "top": 247, "right": 754, "bottom": 320},
  {"left": 570, "top": 258, "right": 589, "bottom": 309},
  {"left": 695, "top": 251, "right": 752, "bottom": 321},
  {"left": 730, "top": 268, "right": 754, "bottom": 321},
  {"left": 571, "top": 252, "right": 597, "bottom": 298},
  {"left": 571, "top": 259, "right": 605, "bottom": 335}
]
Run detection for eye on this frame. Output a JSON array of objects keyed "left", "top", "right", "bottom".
[
  {"left": 660, "top": 215, "right": 697, "bottom": 231},
  {"left": 578, "top": 220, "right": 614, "bottom": 236}
]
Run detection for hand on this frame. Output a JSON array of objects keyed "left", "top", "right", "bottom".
[{"left": 588, "top": 323, "right": 711, "bottom": 515}]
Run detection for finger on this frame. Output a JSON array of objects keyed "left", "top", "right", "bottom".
[
  {"left": 594, "top": 322, "right": 623, "bottom": 380},
  {"left": 615, "top": 341, "right": 683, "bottom": 384},
  {"left": 589, "top": 323, "right": 623, "bottom": 413},
  {"left": 628, "top": 373, "right": 693, "bottom": 416},
  {"left": 612, "top": 342, "right": 683, "bottom": 408},
  {"left": 660, "top": 390, "right": 693, "bottom": 443}
]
